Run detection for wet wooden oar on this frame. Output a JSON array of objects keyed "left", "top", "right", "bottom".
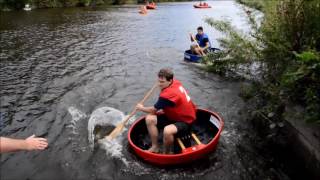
[{"left": 105, "top": 82, "right": 158, "bottom": 140}]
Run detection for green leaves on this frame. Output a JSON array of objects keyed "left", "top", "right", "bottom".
[
  {"left": 281, "top": 51, "right": 320, "bottom": 123},
  {"left": 204, "top": 18, "right": 261, "bottom": 75},
  {"left": 295, "top": 51, "right": 320, "bottom": 63},
  {"left": 0, "top": 0, "right": 116, "bottom": 9},
  {"left": 206, "top": 0, "right": 320, "bottom": 124}
]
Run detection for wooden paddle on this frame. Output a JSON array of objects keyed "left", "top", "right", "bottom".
[
  {"left": 105, "top": 82, "right": 158, "bottom": 140},
  {"left": 189, "top": 33, "right": 206, "bottom": 56}
]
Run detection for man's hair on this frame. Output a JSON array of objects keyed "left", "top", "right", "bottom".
[
  {"left": 158, "top": 68, "right": 174, "bottom": 81},
  {"left": 197, "top": 26, "right": 203, "bottom": 31}
]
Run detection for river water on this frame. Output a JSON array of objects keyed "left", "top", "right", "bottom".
[{"left": 1, "top": 1, "right": 291, "bottom": 180}]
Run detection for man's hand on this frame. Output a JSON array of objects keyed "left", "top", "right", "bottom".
[
  {"left": 136, "top": 103, "right": 144, "bottom": 111},
  {"left": 189, "top": 32, "right": 196, "bottom": 42},
  {"left": 25, "top": 135, "right": 48, "bottom": 151}
]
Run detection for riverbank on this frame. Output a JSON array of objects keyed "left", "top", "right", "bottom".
[
  {"left": 189, "top": 58, "right": 320, "bottom": 179},
  {"left": 0, "top": 0, "right": 127, "bottom": 11},
  {"left": 0, "top": 0, "right": 189, "bottom": 11},
  {"left": 240, "top": 90, "right": 320, "bottom": 179}
]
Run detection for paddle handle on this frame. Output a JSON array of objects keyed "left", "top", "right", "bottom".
[
  {"left": 123, "top": 82, "right": 158, "bottom": 125},
  {"left": 191, "top": 132, "right": 202, "bottom": 145},
  {"left": 139, "top": 82, "right": 158, "bottom": 104},
  {"left": 106, "top": 82, "right": 158, "bottom": 139}
]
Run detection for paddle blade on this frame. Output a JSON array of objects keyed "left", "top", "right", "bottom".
[{"left": 105, "top": 123, "right": 125, "bottom": 140}]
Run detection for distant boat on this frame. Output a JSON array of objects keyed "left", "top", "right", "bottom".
[
  {"left": 184, "top": 48, "right": 221, "bottom": 63},
  {"left": 23, "top": 4, "right": 31, "bottom": 11},
  {"left": 193, "top": 3, "right": 211, "bottom": 9},
  {"left": 146, "top": 2, "right": 156, "bottom": 10}
]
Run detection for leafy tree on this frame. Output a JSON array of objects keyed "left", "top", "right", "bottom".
[{"left": 205, "top": 0, "right": 320, "bottom": 123}]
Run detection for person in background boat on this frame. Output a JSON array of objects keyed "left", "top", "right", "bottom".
[
  {"left": 136, "top": 68, "right": 197, "bottom": 154},
  {"left": 0, "top": 135, "right": 48, "bottom": 153},
  {"left": 139, "top": 5, "right": 147, "bottom": 14},
  {"left": 190, "top": 26, "right": 211, "bottom": 56}
]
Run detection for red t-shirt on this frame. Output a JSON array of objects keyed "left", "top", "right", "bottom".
[{"left": 159, "top": 79, "right": 196, "bottom": 124}]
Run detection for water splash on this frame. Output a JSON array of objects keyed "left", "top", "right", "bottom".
[
  {"left": 98, "top": 137, "right": 129, "bottom": 166},
  {"left": 87, "top": 107, "right": 125, "bottom": 149},
  {"left": 87, "top": 106, "right": 140, "bottom": 166},
  {"left": 68, "top": 106, "right": 87, "bottom": 134}
]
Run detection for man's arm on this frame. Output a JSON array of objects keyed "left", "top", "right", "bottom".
[
  {"left": 0, "top": 135, "right": 48, "bottom": 153},
  {"left": 136, "top": 104, "right": 157, "bottom": 114},
  {"left": 201, "top": 38, "right": 210, "bottom": 51},
  {"left": 136, "top": 97, "right": 175, "bottom": 114},
  {"left": 190, "top": 33, "right": 198, "bottom": 42}
]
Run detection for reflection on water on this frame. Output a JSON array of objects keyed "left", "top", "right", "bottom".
[{"left": 0, "top": 1, "right": 290, "bottom": 180}]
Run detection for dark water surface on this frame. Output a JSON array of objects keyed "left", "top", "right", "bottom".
[{"left": 1, "top": 1, "right": 290, "bottom": 180}]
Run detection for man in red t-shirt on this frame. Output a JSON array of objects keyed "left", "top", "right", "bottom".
[{"left": 136, "top": 68, "right": 197, "bottom": 154}]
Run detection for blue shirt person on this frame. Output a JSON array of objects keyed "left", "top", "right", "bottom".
[{"left": 190, "top": 26, "right": 211, "bottom": 56}]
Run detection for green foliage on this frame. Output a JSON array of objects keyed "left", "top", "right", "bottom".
[
  {"left": 0, "top": 0, "right": 121, "bottom": 9},
  {"left": 281, "top": 51, "right": 320, "bottom": 123},
  {"left": 1, "top": 0, "right": 27, "bottom": 9},
  {"left": 202, "top": 50, "right": 231, "bottom": 74},
  {"left": 239, "top": 83, "right": 259, "bottom": 101},
  {"left": 203, "top": 18, "right": 261, "bottom": 75},
  {"left": 236, "top": 0, "right": 264, "bottom": 11},
  {"left": 295, "top": 51, "right": 319, "bottom": 63},
  {"left": 206, "top": 0, "right": 320, "bottom": 123}
]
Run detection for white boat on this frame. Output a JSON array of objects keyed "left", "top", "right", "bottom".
[{"left": 23, "top": 4, "right": 31, "bottom": 11}]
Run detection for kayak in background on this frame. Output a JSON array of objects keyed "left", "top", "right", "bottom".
[
  {"left": 146, "top": 2, "right": 156, "bottom": 9},
  {"left": 194, "top": 2, "right": 211, "bottom": 9},
  {"left": 184, "top": 48, "right": 221, "bottom": 63}
]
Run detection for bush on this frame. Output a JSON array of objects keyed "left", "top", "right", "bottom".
[
  {"left": 206, "top": 0, "right": 320, "bottom": 123},
  {"left": 281, "top": 51, "right": 320, "bottom": 123}
]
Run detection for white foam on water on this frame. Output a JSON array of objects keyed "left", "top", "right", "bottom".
[
  {"left": 87, "top": 107, "right": 125, "bottom": 148},
  {"left": 87, "top": 106, "right": 139, "bottom": 166},
  {"left": 68, "top": 106, "right": 87, "bottom": 134},
  {"left": 221, "top": 129, "right": 240, "bottom": 145},
  {"left": 98, "top": 137, "right": 129, "bottom": 166}
]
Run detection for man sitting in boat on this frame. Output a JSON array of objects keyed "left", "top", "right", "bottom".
[
  {"left": 136, "top": 68, "right": 197, "bottom": 154},
  {"left": 190, "top": 26, "right": 211, "bottom": 56}
]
